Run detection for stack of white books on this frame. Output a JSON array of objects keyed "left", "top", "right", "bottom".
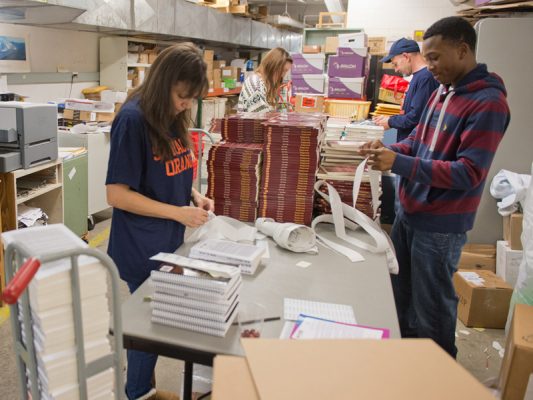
[
  {"left": 189, "top": 239, "right": 264, "bottom": 275},
  {"left": 149, "top": 253, "right": 242, "bottom": 337},
  {"left": 2, "top": 224, "right": 114, "bottom": 400}
]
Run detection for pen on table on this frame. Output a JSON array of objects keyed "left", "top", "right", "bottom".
[{"left": 232, "top": 317, "right": 281, "bottom": 326}]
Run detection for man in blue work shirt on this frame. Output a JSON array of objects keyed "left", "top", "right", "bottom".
[{"left": 373, "top": 38, "right": 438, "bottom": 141}]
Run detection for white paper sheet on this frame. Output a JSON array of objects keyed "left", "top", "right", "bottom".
[{"left": 283, "top": 298, "right": 356, "bottom": 323}]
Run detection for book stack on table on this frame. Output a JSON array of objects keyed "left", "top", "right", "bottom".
[
  {"left": 258, "top": 113, "right": 327, "bottom": 226},
  {"left": 206, "top": 143, "right": 263, "bottom": 222},
  {"left": 220, "top": 113, "right": 273, "bottom": 144},
  {"left": 315, "top": 120, "right": 384, "bottom": 219},
  {"left": 149, "top": 253, "right": 242, "bottom": 337}
]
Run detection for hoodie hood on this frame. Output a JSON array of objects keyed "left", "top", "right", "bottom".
[
  {"left": 421, "top": 63, "right": 507, "bottom": 151},
  {"left": 453, "top": 63, "right": 507, "bottom": 97}
]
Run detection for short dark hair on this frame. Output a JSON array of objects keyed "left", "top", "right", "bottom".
[{"left": 423, "top": 16, "right": 477, "bottom": 52}]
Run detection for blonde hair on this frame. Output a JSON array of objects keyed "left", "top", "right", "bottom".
[{"left": 256, "top": 47, "right": 293, "bottom": 106}]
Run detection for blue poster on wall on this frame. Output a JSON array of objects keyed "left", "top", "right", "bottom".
[{"left": 0, "top": 36, "right": 26, "bottom": 61}]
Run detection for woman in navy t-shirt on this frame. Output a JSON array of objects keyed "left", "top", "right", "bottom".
[{"left": 105, "top": 43, "right": 213, "bottom": 400}]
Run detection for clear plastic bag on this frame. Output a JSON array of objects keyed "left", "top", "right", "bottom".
[{"left": 506, "top": 162, "right": 533, "bottom": 332}]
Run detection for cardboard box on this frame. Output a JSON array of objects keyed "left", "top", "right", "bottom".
[
  {"left": 214, "top": 76, "right": 222, "bottom": 90},
  {"left": 503, "top": 213, "right": 523, "bottom": 250},
  {"left": 294, "top": 94, "right": 325, "bottom": 113},
  {"left": 213, "top": 60, "right": 226, "bottom": 69},
  {"left": 453, "top": 270, "right": 513, "bottom": 328},
  {"left": 146, "top": 50, "right": 158, "bottom": 64},
  {"left": 291, "top": 74, "right": 325, "bottom": 95},
  {"left": 327, "top": 77, "right": 365, "bottom": 99},
  {"left": 213, "top": 339, "right": 495, "bottom": 399},
  {"left": 206, "top": 68, "right": 214, "bottom": 81},
  {"left": 63, "top": 109, "right": 115, "bottom": 122},
  {"left": 338, "top": 32, "right": 368, "bottom": 48},
  {"left": 368, "top": 37, "right": 387, "bottom": 55},
  {"left": 324, "top": 36, "right": 339, "bottom": 54},
  {"left": 138, "top": 52, "right": 149, "bottom": 64},
  {"left": 303, "top": 45, "right": 321, "bottom": 54},
  {"left": 327, "top": 52, "right": 367, "bottom": 78},
  {"left": 204, "top": 49, "right": 214, "bottom": 62},
  {"left": 221, "top": 66, "right": 238, "bottom": 79},
  {"left": 497, "top": 240, "right": 522, "bottom": 287},
  {"left": 458, "top": 243, "right": 496, "bottom": 272},
  {"left": 291, "top": 53, "right": 325, "bottom": 75},
  {"left": 500, "top": 304, "right": 533, "bottom": 400}
]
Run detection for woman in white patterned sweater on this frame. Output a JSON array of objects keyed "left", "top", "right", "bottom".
[{"left": 238, "top": 47, "right": 293, "bottom": 112}]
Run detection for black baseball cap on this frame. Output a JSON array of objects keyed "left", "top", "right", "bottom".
[{"left": 381, "top": 38, "right": 420, "bottom": 63}]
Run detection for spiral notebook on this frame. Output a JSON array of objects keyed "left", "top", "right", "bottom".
[
  {"left": 152, "top": 285, "right": 240, "bottom": 314},
  {"left": 150, "top": 278, "right": 241, "bottom": 304},
  {"left": 151, "top": 300, "right": 238, "bottom": 337},
  {"left": 151, "top": 296, "right": 239, "bottom": 323}
]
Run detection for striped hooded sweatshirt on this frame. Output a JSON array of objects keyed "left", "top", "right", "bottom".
[{"left": 389, "top": 63, "right": 510, "bottom": 233}]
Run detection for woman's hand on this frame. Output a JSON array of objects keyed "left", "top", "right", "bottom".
[
  {"left": 192, "top": 189, "right": 215, "bottom": 212},
  {"left": 175, "top": 206, "right": 209, "bottom": 228}
]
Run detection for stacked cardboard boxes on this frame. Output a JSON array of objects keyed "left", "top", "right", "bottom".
[
  {"left": 327, "top": 32, "right": 368, "bottom": 99},
  {"left": 291, "top": 53, "right": 326, "bottom": 95}
]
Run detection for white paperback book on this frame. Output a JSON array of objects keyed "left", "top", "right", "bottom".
[{"left": 188, "top": 239, "right": 265, "bottom": 275}]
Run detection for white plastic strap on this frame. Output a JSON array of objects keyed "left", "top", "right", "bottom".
[{"left": 312, "top": 158, "right": 399, "bottom": 274}]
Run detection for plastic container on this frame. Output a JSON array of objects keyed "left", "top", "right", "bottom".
[{"left": 324, "top": 99, "right": 371, "bottom": 120}]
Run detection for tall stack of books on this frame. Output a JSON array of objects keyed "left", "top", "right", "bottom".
[
  {"left": 149, "top": 254, "right": 242, "bottom": 337},
  {"left": 2, "top": 225, "right": 114, "bottom": 399},
  {"left": 206, "top": 143, "right": 263, "bottom": 222},
  {"left": 220, "top": 113, "right": 272, "bottom": 143},
  {"left": 258, "top": 113, "right": 327, "bottom": 225},
  {"left": 315, "top": 121, "right": 384, "bottom": 219}
]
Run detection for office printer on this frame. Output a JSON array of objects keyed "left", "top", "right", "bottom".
[{"left": 0, "top": 102, "right": 58, "bottom": 172}]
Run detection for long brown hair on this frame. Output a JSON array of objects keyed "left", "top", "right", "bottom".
[
  {"left": 126, "top": 42, "right": 208, "bottom": 160},
  {"left": 256, "top": 47, "right": 292, "bottom": 107}
]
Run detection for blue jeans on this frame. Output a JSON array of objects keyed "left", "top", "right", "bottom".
[
  {"left": 126, "top": 281, "right": 158, "bottom": 400},
  {"left": 390, "top": 217, "right": 466, "bottom": 358}
]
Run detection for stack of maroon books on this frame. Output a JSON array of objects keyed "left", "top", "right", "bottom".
[
  {"left": 313, "top": 180, "right": 377, "bottom": 219},
  {"left": 220, "top": 113, "right": 273, "bottom": 144},
  {"left": 258, "top": 113, "right": 327, "bottom": 225},
  {"left": 206, "top": 143, "right": 263, "bottom": 222}
]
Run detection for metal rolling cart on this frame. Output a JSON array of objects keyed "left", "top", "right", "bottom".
[
  {"left": 188, "top": 128, "right": 215, "bottom": 193},
  {"left": 1, "top": 241, "right": 125, "bottom": 399}
]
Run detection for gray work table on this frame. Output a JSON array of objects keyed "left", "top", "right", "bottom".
[{"left": 121, "top": 225, "right": 400, "bottom": 399}]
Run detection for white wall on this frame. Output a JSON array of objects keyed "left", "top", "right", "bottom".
[
  {"left": 347, "top": 0, "right": 457, "bottom": 40},
  {"left": 0, "top": 22, "right": 101, "bottom": 102}
]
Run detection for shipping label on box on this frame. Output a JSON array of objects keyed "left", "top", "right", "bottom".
[
  {"left": 453, "top": 269, "right": 513, "bottom": 329},
  {"left": 292, "top": 74, "right": 325, "bottom": 95},
  {"left": 327, "top": 54, "right": 366, "bottom": 78},
  {"left": 291, "top": 53, "right": 325, "bottom": 75},
  {"left": 295, "top": 94, "right": 325, "bottom": 113},
  {"left": 496, "top": 240, "right": 522, "bottom": 288},
  {"left": 221, "top": 66, "right": 238, "bottom": 79},
  {"left": 327, "top": 77, "right": 365, "bottom": 99}
]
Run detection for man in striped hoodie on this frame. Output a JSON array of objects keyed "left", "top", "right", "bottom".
[{"left": 360, "top": 16, "right": 510, "bottom": 357}]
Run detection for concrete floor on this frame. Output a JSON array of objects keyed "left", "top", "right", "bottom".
[{"left": 0, "top": 211, "right": 506, "bottom": 398}]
